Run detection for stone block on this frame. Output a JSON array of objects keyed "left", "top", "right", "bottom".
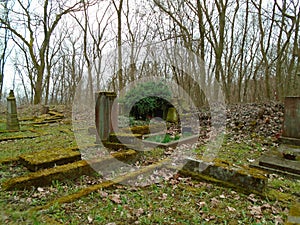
[{"left": 182, "top": 158, "right": 267, "bottom": 193}]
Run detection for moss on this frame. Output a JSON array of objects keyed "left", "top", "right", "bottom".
[
  {"left": 0, "top": 156, "right": 20, "bottom": 165},
  {"left": 103, "top": 142, "right": 137, "bottom": 150},
  {"left": 2, "top": 150, "right": 137, "bottom": 191},
  {"left": 19, "top": 147, "right": 81, "bottom": 171},
  {"left": 289, "top": 202, "right": 300, "bottom": 216},
  {"left": 30, "top": 158, "right": 169, "bottom": 212},
  {"left": 0, "top": 135, "right": 38, "bottom": 142},
  {"left": 212, "top": 158, "right": 267, "bottom": 180},
  {"left": 177, "top": 167, "right": 263, "bottom": 196},
  {"left": 2, "top": 160, "right": 93, "bottom": 191},
  {"left": 265, "top": 189, "right": 294, "bottom": 203}
]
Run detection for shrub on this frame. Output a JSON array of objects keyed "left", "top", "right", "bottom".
[{"left": 120, "top": 80, "right": 172, "bottom": 120}]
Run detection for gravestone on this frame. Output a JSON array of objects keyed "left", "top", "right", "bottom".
[
  {"left": 6, "top": 90, "right": 20, "bottom": 131},
  {"left": 280, "top": 97, "right": 300, "bottom": 145},
  {"left": 95, "top": 92, "right": 117, "bottom": 143},
  {"left": 251, "top": 97, "right": 300, "bottom": 179},
  {"left": 166, "top": 107, "right": 178, "bottom": 123}
]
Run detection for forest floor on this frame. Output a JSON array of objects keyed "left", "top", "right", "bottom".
[{"left": 0, "top": 103, "right": 299, "bottom": 225}]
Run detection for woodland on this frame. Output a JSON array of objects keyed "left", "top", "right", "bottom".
[
  {"left": 0, "top": 1, "right": 300, "bottom": 224},
  {"left": 0, "top": 0, "right": 299, "bottom": 105}
]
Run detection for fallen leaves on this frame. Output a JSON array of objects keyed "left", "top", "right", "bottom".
[{"left": 110, "top": 194, "right": 122, "bottom": 204}]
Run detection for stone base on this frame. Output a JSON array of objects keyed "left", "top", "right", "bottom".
[
  {"left": 251, "top": 147, "right": 300, "bottom": 179},
  {"left": 279, "top": 136, "right": 300, "bottom": 146}
]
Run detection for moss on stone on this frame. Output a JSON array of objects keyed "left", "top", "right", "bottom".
[
  {"left": 2, "top": 150, "right": 137, "bottom": 191},
  {"left": 19, "top": 147, "right": 81, "bottom": 171},
  {"left": 0, "top": 157, "right": 19, "bottom": 165},
  {"left": 265, "top": 189, "right": 294, "bottom": 203},
  {"left": 30, "top": 158, "right": 169, "bottom": 212}
]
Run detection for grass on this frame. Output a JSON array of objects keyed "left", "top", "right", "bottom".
[
  {"left": 0, "top": 110, "right": 299, "bottom": 224},
  {"left": 145, "top": 132, "right": 192, "bottom": 143}
]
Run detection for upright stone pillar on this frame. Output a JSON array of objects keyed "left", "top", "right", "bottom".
[
  {"left": 6, "top": 90, "right": 20, "bottom": 131},
  {"left": 95, "top": 92, "right": 117, "bottom": 143},
  {"left": 281, "top": 96, "right": 300, "bottom": 145}
]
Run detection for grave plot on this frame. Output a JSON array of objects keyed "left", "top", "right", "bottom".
[
  {"left": 251, "top": 97, "right": 300, "bottom": 179},
  {"left": 1, "top": 147, "right": 137, "bottom": 191},
  {"left": 0, "top": 92, "right": 299, "bottom": 224}
]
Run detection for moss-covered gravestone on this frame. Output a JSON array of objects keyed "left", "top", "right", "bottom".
[
  {"left": 166, "top": 107, "right": 178, "bottom": 123},
  {"left": 6, "top": 90, "right": 20, "bottom": 131}
]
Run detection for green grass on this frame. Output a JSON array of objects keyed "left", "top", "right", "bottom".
[
  {"left": 0, "top": 113, "right": 299, "bottom": 224},
  {"left": 0, "top": 122, "right": 6, "bottom": 130},
  {"left": 145, "top": 132, "right": 192, "bottom": 143}
]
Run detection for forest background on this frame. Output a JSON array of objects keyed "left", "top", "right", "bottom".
[{"left": 0, "top": 0, "right": 299, "bottom": 106}]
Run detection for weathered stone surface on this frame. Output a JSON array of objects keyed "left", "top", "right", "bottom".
[
  {"left": 286, "top": 202, "right": 300, "bottom": 225},
  {"left": 95, "top": 91, "right": 117, "bottom": 142},
  {"left": 258, "top": 154, "right": 300, "bottom": 175},
  {"left": 166, "top": 107, "right": 178, "bottom": 123},
  {"left": 6, "top": 90, "right": 20, "bottom": 131},
  {"left": 282, "top": 97, "right": 300, "bottom": 139},
  {"left": 109, "top": 133, "right": 142, "bottom": 144},
  {"left": 182, "top": 158, "right": 267, "bottom": 193},
  {"left": 2, "top": 150, "right": 137, "bottom": 190},
  {"left": 19, "top": 147, "right": 82, "bottom": 171}
]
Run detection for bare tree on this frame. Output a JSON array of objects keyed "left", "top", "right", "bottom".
[
  {"left": 0, "top": 0, "right": 10, "bottom": 100},
  {"left": 112, "top": 0, "right": 124, "bottom": 92},
  {"left": 0, "top": 0, "right": 88, "bottom": 104}
]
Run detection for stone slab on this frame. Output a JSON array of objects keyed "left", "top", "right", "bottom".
[
  {"left": 19, "top": 147, "right": 82, "bottom": 171},
  {"left": 258, "top": 154, "right": 300, "bottom": 175},
  {"left": 250, "top": 163, "right": 300, "bottom": 180},
  {"left": 109, "top": 133, "right": 143, "bottom": 144},
  {"left": 279, "top": 136, "right": 300, "bottom": 146},
  {"left": 2, "top": 150, "right": 137, "bottom": 190},
  {"left": 181, "top": 158, "right": 267, "bottom": 193}
]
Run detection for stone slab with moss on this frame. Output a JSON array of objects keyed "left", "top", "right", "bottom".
[
  {"left": 120, "top": 124, "right": 165, "bottom": 135},
  {"left": 2, "top": 150, "right": 137, "bottom": 191},
  {"left": 19, "top": 147, "right": 82, "bottom": 171},
  {"left": 109, "top": 133, "right": 142, "bottom": 144},
  {"left": 181, "top": 158, "right": 267, "bottom": 193}
]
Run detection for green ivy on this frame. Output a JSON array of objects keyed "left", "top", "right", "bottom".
[{"left": 120, "top": 80, "right": 172, "bottom": 120}]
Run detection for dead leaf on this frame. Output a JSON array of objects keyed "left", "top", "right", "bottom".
[
  {"left": 210, "top": 197, "right": 220, "bottom": 207},
  {"left": 249, "top": 206, "right": 262, "bottom": 218},
  {"left": 99, "top": 191, "right": 109, "bottom": 198},
  {"left": 219, "top": 194, "right": 226, "bottom": 199},
  {"left": 87, "top": 215, "right": 93, "bottom": 223},
  {"left": 37, "top": 187, "right": 44, "bottom": 192},
  {"left": 197, "top": 201, "right": 207, "bottom": 208},
  {"left": 159, "top": 193, "right": 168, "bottom": 200},
  {"left": 227, "top": 206, "right": 236, "bottom": 212},
  {"left": 135, "top": 208, "right": 144, "bottom": 216},
  {"left": 274, "top": 216, "right": 284, "bottom": 225},
  {"left": 247, "top": 194, "right": 258, "bottom": 203},
  {"left": 110, "top": 194, "right": 122, "bottom": 204}
]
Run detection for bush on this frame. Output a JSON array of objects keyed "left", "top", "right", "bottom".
[{"left": 121, "top": 80, "right": 172, "bottom": 120}]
